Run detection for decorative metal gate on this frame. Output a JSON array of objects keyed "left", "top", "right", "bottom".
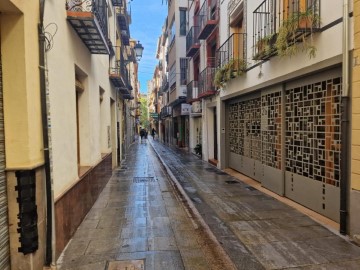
[
  {"left": 227, "top": 69, "right": 342, "bottom": 221},
  {"left": 0, "top": 51, "right": 10, "bottom": 269},
  {"left": 285, "top": 74, "right": 342, "bottom": 221},
  {"left": 228, "top": 94, "right": 262, "bottom": 181}
]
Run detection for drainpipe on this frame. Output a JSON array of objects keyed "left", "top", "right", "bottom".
[
  {"left": 39, "top": 0, "right": 57, "bottom": 267},
  {"left": 340, "top": 0, "right": 349, "bottom": 235}
]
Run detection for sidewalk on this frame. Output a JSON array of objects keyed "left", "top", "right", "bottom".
[
  {"left": 150, "top": 139, "right": 360, "bottom": 269},
  {"left": 57, "top": 141, "right": 235, "bottom": 270}
]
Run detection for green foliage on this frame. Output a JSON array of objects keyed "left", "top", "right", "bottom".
[
  {"left": 253, "top": 33, "right": 277, "bottom": 60},
  {"left": 139, "top": 96, "right": 150, "bottom": 129},
  {"left": 214, "top": 58, "right": 247, "bottom": 88},
  {"left": 275, "top": 8, "right": 320, "bottom": 58}
]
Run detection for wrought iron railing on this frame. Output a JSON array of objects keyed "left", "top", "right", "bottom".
[
  {"left": 186, "top": 26, "right": 200, "bottom": 53},
  {"left": 187, "top": 80, "right": 199, "bottom": 101},
  {"left": 199, "top": 0, "right": 219, "bottom": 33},
  {"left": 162, "top": 75, "right": 169, "bottom": 92},
  {"left": 216, "top": 33, "right": 247, "bottom": 68},
  {"left": 111, "top": 0, "right": 122, "bottom": 7},
  {"left": 109, "top": 57, "right": 130, "bottom": 87},
  {"left": 160, "top": 106, "right": 172, "bottom": 119},
  {"left": 253, "top": 0, "right": 320, "bottom": 60},
  {"left": 66, "top": 0, "right": 108, "bottom": 40},
  {"left": 198, "top": 57, "right": 216, "bottom": 96}
]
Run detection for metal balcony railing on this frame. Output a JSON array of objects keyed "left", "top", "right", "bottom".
[
  {"left": 253, "top": 0, "right": 320, "bottom": 60},
  {"left": 160, "top": 106, "right": 172, "bottom": 119},
  {"left": 198, "top": 0, "right": 219, "bottom": 40},
  {"left": 111, "top": 0, "right": 122, "bottom": 6},
  {"left": 216, "top": 33, "right": 247, "bottom": 68},
  {"left": 198, "top": 57, "right": 217, "bottom": 98},
  {"left": 109, "top": 56, "right": 131, "bottom": 92},
  {"left": 162, "top": 75, "right": 169, "bottom": 92},
  {"left": 186, "top": 26, "right": 200, "bottom": 57},
  {"left": 67, "top": 0, "right": 108, "bottom": 40},
  {"left": 66, "top": 0, "right": 109, "bottom": 54},
  {"left": 186, "top": 80, "right": 199, "bottom": 103}
]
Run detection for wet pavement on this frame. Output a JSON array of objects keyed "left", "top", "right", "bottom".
[
  {"left": 57, "top": 140, "right": 234, "bottom": 270},
  {"left": 57, "top": 139, "right": 360, "bottom": 269},
  {"left": 150, "top": 140, "right": 360, "bottom": 270}
]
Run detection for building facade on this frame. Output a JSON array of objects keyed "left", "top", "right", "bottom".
[
  {"left": 1, "top": 1, "right": 46, "bottom": 269},
  {"left": 157, "top": 0, "right": 359, "bottom": 241},
  {"left": 163, "top": 0, "right": 191, "bottom": 148},
  {"left": 351, "top": 0, "right": 360, "bottom": 244},
  {"left": 0, "top": 0, "right": 141, "bottom": 269}
]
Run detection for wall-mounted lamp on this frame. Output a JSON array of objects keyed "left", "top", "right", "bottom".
[{"left": 134, "top": 41, "right": 144, "bottom": 61}]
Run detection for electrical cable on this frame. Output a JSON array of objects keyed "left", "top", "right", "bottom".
[{"left": 43, "top": 23, "right": 58, "bottom": 52}]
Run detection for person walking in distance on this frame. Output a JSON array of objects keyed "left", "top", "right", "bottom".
[
  {"left": 151, "top": 128, "right": 156, "bottom": 140},
  {"left": 140, "top": 128, "right": 146, "bottom": 143}
]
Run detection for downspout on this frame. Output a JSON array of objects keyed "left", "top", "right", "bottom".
[
  {"left": 39, "top": 0, "right": 57, "bottom": 267},
  {"left": 340, "top": 0, "right": 349, "bottom": 235}
]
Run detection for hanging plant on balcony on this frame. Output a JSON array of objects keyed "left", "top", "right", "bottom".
[
  {"left": 214, "top": 59, "right": 247, "bottom": 88},
  {"left": 275, "top": 8, "right": 320, "bottom": 58},
  {"left": 253, "top": 33, "right": 277, "bottom": 60}
]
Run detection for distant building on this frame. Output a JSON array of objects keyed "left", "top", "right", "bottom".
[{"left": 156, "top": 0, "right": 359, "bottom": 242}]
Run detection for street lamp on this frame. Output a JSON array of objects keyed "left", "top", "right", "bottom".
[{"left": 134, "top": 41, "right": 144, "bottom": 61}]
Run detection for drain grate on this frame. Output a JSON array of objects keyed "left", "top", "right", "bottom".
[
  {"left": 216, "top": 172, "right": 228, "bottom": 175},
  {"left": 133, "top": 177, "right": 156, "bottom": 183},
  {"left": 245, "top": 186, "right": 257, "bottom": 191},
  {"left": 225, "top": 180, "right": 238, "bottom": 184}
]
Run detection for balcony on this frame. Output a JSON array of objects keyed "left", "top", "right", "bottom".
[
  {"left": 253, "top": 0, "right": 320, "bottom": 60},
  {"left": 198, "top": 58, "right": 217, "bottom": 98},
  {"left": 109, "top": 60, "right": 132, "bottom": 95},
  {"left": 122, "top": 93, "right": 134, "bottom": 100},
  {"left": 66, "top": 0, "right": 110, "bottom": 54},
  {"left": 186, "top": 26, "right": 200, "bottom": 57},
  {"left": 214, "top": 33, "right": 247, "bottom": 87},
  {"left": 162, "top": 75, "right": 169, "bottom": 92},
  {"left": 117, "top": 8, "right": 130, "bottom": 46},
  {"left": 186, "top": 81, "right": 199, "bottom": 103},
  {"left": 111, "top": 0, "right": 122, "bottom": 6},
  {"left": 160, "top": 106, "right": 172, "bottom": 119},
  {"left": 198, "top": 0, "right": 219, "bottom": 40}
]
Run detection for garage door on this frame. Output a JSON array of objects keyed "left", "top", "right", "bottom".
[{"left": 227, "top": 68, "right": 341, "bottom": 222}]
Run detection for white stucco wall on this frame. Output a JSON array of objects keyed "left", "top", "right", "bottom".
[
  {"left": 220, "top": 0, "right": 347, "bottom": 100},
  {"left": 44, "top": 0, "right": 115, "bottom": 198}
]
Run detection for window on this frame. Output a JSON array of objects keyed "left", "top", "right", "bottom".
[
  {"left": 169, "top": 63, "right": 176, "bottom": 87},
  {"left": 180, "top": 58, "right": 188, "bottom": 85},
  {"left": 169, "top": 19, "right": 176, "bottom": 44},
  {"left": 180, "top": 8, "right": 187, "bottom": 36}
]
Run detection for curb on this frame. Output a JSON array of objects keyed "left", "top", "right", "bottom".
[{"left": 149, "top": 140, "right": 237, "bottom": 270}]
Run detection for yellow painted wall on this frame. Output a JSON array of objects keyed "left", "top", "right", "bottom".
[
  {"left": 352, "top": 0, "right": 360, "bottom": 191},
  {"left": 1, "top": 0, "right": 43, "bottom": 169}
]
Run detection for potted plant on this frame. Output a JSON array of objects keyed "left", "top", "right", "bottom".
[
  {"left": 253, "top": 33, "right": 277, "bottom": 60},
  {"left": 275, "top": 8, "right": 320, "bottom": 58},
  {"left": 214, "top": 58, "right": 247, "bottom": 88},
  {"left": 214, "top": 66, "right": 227, "bottom": 88}
]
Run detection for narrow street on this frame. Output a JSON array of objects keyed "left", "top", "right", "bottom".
[
  {"left": 57, "top": 139, "right": 360, "bottom": 270},
  {"left": 57, "top": 139, "right": 235, "bottom": 270}
]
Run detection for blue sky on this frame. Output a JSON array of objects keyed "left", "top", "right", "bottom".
[{"left": 129, "top": 0, "right": 167, "bottom": 94}]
